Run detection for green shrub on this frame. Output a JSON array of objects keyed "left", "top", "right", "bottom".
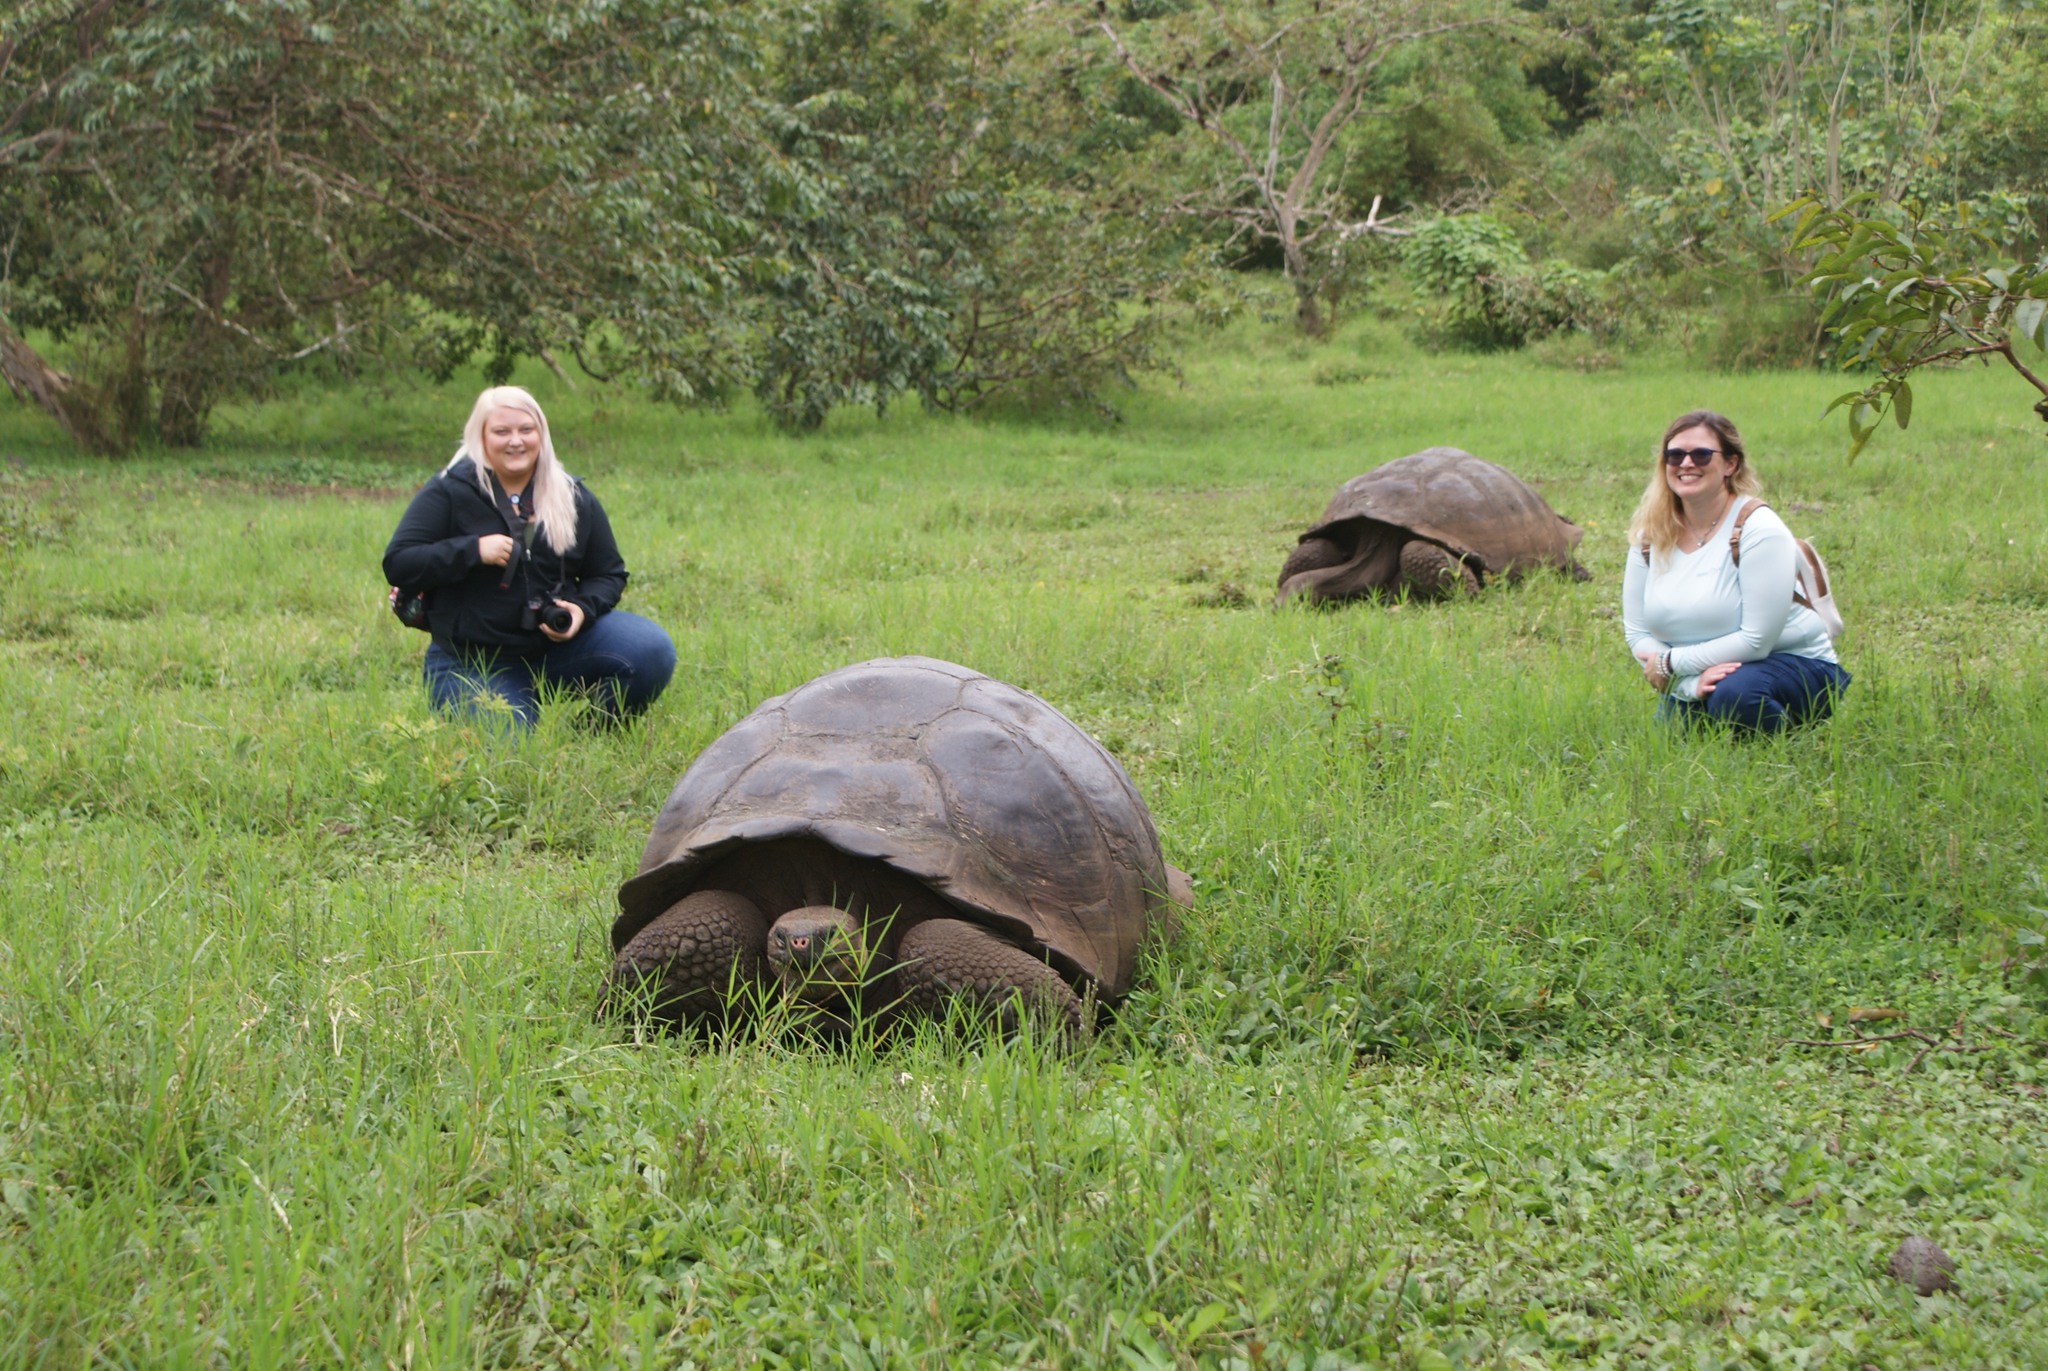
[
  {"left": 1700, "top": 281, "right": 1825, "bottom": 372},
  {"left": 1404, "top": 214, "right": 1610, "bottom": 350}
]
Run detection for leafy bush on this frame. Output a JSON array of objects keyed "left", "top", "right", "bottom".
[
  {"left": 1700, "top": 280, "right": 1825, "bottom": 371},
  {"left": 1405, "top": 214, "right": 1527, "bottom": 296},
  {"left": 1404, "top": 215, "right": 1610, "bottom": 350},
  {"left": 1498, "top": 259, "right": 1608, "bottom": 342}
]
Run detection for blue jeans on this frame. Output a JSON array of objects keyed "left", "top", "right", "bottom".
[
  {"left": 1658, "top": 651, "right": 1850, "bottom": 735},
  {"left": 423, "top": 610, "right": 676, "bottom": 728}
]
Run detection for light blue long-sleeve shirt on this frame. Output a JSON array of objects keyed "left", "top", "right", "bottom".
[{"left": 1622, "top": 501, "right": 1837, "bottom": 700}]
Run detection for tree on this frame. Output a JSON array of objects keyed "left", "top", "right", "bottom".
[
  {"left": 744, "top": 0, "right": 1186, "bottom": 428},
  {"left": 1612, "top": 0, "right": 1998, "bottom": 286},
  {"left": 0, "top": 0, "right": 762, "bottom": 450},
  {"left": 2, "top": 0, "right": 1193, "bottom": 447},
  {"left": 1082, "top": 0, "right": 1499, "bottom": 335},
  {"left": 1778, "top": 192, "right": 2048, "bottom": 455}
]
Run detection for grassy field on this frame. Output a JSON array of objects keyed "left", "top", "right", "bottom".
[{"left": 2, "top": 313, "right": 2045, "bottom": 1369}]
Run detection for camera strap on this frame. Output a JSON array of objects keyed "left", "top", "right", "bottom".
[{"left": 489, "top": 475, "right": 539, "bottom": 591}]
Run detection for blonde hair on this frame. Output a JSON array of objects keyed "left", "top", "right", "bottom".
[
  {"left": 446, "top": 386, "right": 578, "bottom": 555},
  {"left": 1627, "top": 409, "right": 1763, "bottom": 563}
]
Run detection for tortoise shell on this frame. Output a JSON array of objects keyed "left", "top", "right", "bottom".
[
  {"left": 613, "top": 656, "right": 1170, "bottom": 998},
  {"left": 1278, "top": 447, "right": 1583, "bottom": 602}
]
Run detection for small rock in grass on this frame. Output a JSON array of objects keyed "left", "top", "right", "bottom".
[{"left": 1886, "top": 1236, "right": 1956, "bottom": 1296}]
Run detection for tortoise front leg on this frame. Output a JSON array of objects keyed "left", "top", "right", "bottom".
[
  {"left": 1279, "top": 535, "right": 1347, "bottom": 584},
  {"left": 893, "top": 919, "right": 1086, "bottom": 1044},
  {"left": 605, "top": 890, "right": 768, "bottom": 1028},
  {"left": 1396, "top": 540, "right": 1479, "bottom": 600}
]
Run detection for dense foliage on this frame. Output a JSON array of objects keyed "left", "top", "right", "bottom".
[
  {"left": 0, "top": 0, "right": 764, "bottom": 448},
  {"left": 747, "top": 1, "right": 1186, "bottom": 427},
  {"left": 1403, "top": 214, "right": 1608, "bottom": 349},
  {"left": 1083, "top": 0, "right": 1507, "bottom": 336},
  {"left": 4, "top": 0, "right": 2047, "bottom": 447},
  {"left": 0, "top": 0, "right": 1182, "bottom": 446}
]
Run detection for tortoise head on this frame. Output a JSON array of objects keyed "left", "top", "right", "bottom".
[{"left": 765, "top": 905, "right": 869, "bottom": 1006}]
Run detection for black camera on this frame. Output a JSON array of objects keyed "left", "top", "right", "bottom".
[
  {"left": 523, "top": 597, "right": 575, "bottom": 634},
  {"left": 388, "top": 585, "right": 431, "bottom": 632}
]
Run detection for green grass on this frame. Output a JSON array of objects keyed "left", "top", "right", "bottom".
[{"left": 2, "top": 310, "right": 2045, "bottom": 1368}]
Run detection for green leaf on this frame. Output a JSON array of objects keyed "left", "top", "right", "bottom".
[
  {"left": 1117, "top": 1323, "right": 1173, "bottom": 1371},
  {"left": 1767, "top": 195, "right": 1815, "bottom": 224},
  {"left": 1846, "top": 423, "right": 1874, "bottom": 463},
  {"left": 2015, "top": 297, "right": 2048, "bottom": 349},
  {"left": 1182, "top": 1303, "right": 1229, "bottom": 1340},
  {"left": 1893, "top": 382, "right": 1912, "bottom": 430},
  {"left": 1986, "top": 267, "right": 2010, "bottom": 292}
]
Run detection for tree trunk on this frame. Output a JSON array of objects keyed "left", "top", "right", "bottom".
[
  {"left": 158, "top": 184, "right": 242, "bottom": 447},
  {"left": 109, "top": 311, "right": 151, "bottom": 448},
  {"left": 1281, "top": 238, "right": 1325, "bottom": 337},
  {"left": 155, "top": 368, "right": 213, "bottom": 448},
  {"left": 0, "top": 317, "right": 111, "bottom": 452}
]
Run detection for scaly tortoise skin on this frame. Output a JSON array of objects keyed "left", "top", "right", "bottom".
[
  {"left": 1276, "top": 447, "right": 1587, "bottom": 606},
  {"left": 606, "top": 656, "right": 1187, "bottom": 1040}
]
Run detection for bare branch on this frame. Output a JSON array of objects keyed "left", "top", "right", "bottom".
[{"left": 1088, "top": 1, "right": 1488, "bottom": 333}]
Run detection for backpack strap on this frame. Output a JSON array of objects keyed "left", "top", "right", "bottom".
[
  {"left": 1726, "top": 498, "right": 1765, "bottom": 566},
  {"left": 1728, "top": 497, "right": 1817, "bottom": 610},
  {"left": 1801, "top": 547, "right": 1828, "bottom": 599}
]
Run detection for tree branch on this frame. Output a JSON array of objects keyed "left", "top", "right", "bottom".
[{"left": 0, "top": 311, "right": 108, "bottom": 450}]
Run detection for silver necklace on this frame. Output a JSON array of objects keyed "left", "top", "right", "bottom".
[{"left": 1682, "top": 498, "right": 1731, "bottom": 551}]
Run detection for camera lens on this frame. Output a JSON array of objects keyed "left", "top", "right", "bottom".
[{"left": 540, "top": 603, "right": 575, "bottom": 634}]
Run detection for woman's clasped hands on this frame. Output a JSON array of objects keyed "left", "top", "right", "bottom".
[{"left": 1634, "top": 648, "right": 1739, "bottom": 695}]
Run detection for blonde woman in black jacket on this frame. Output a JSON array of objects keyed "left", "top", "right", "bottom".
[{"left": 383, "top": 386, "right": 674, "bottom": 726}]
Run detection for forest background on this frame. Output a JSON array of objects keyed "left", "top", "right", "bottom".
[{"left": 7, "top": 0, "right": 2048, "bottom": 450}]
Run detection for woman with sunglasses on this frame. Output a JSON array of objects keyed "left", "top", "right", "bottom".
[{"left": 1621, "top": 410, "right": 1848, "bottom": 733}]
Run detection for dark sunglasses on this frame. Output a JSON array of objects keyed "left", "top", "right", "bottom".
[{"left": 1663, "top": 446, "right": 1723, "bottom": 468}]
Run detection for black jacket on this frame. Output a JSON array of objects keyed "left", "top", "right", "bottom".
[{"left": 382, "top": 457, "right": 629, "bottom": 654}]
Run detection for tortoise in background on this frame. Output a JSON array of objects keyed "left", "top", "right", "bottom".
[
  {"left": 606, "top": 656, "right": 1188, "bottom": 1040},
  {"left": 1276, "top": 447, "right": 1587, "bottom": 605}
]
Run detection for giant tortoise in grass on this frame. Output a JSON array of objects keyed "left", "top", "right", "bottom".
[
  {"left": 1275, "top": 447, "right": 1587, "bottom": 606},
  {"left": 605, "top": 656, "right": 1188, "bottom": 1041}
]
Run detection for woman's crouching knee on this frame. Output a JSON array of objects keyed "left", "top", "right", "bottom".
[
  {"left": 1702, "top": 655, "right": 1847, "bottom": 734},
  {"left": 600, "top": 613, "right": 677, "bottom": 716}
]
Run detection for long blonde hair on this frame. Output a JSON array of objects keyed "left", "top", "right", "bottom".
[
  {"left": 1627, "top": 409, "right": 1763, "bottom": 563},
  {"left": 446, "top": 386, "right": 578, "bottom": 555}
]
